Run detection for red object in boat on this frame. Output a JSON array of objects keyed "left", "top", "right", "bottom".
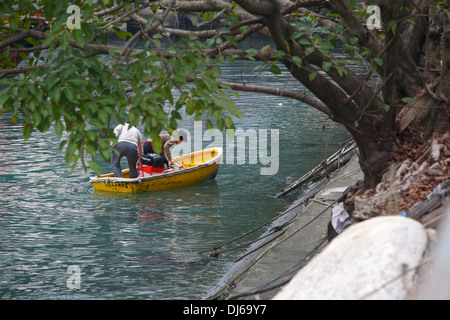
[{"left": 140, "top": 165, "right": 165, "bottom": 176}]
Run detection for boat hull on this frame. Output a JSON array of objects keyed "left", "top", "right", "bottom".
[{"left": 90, "top": 148, "right": 222, "bottom": 193}]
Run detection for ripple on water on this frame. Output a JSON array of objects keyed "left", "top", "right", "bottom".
[{"left": 0, "top": 55, "right": 351, "bottom": 299}]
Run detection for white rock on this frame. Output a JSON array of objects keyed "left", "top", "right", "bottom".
[{"left": 273, "top": 216, "right": 429, "bottom": 300}]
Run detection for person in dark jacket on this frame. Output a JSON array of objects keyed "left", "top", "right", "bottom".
[{"left": 144, "top": 130, "right": 187, "bottom": 166}]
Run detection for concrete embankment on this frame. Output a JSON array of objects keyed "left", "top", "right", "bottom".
[
  {"left": 206, "top": 153, "right": 363, "bottom": 300},
  {"left": 207, "top": 150, "right": 449, "bottom": 300}
]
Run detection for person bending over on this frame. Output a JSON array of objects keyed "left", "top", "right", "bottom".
[
  {"left": 144, "top": 130, "right": 187, "bottom": 167},
  {"left": 110, "top": 123, "right": 143, "bottom": 178}
]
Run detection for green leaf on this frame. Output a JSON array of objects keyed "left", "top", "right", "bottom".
[
  {"left": 216, "top": 117, "right": 225, "bottom": 131},
  {"left": 269, "top": 64, "right": 282, "bottom": 75},
  {"left": 97, "top": 95, "right": 116, "bottom": 105},
  {"left": 322, "top": 61, "right": 332, "bottom": 72},
  {"left": 387, "top": 20, "right": 398, "bottom": 35},
  {"left": 378, "top": 100, "right": 390, "bottom": 112},
  {"left": 298, "top": 38, "right": 311, "bottom": 46},
  {"left": 224, "top": 35, "right": 238, "bottom": 47},
  {"left": 43, "top": 1, "right": 58, "bottom": 20},
  {"left": 8, "top": 13, "right": 19, "bottom": 31},
  {"left": 171, "top": 110, "right": 182, "bottom": 121},
  {"left": 291, "top": 31, "right": 304, "bottom": 40},
  {"left": 370, "top": 61, "right": 378, "bottom": 72},
  {"left": 349, "top": 36, "right": 359, "bottom": 45},
  {"left": 114, "top": 29, "right": 132, "bottom": 40},
  {"left": 3, "top": 45, "right": 10, "bottom": 58},
  {"left": 401, "top": 97, "right": 416, "bottom": 104},
  {"left": 23, "top": 122, "right": 32, "bottom": 140},
  {"left": 176, "top": 92, "right": 190, "bottom": 109},
  {"left": 63, "top": 87, "right": 77, "bottom": 103},
  {"left": 309, "top": 72, "right": 317, "bottom": 81},
  {"left": 225, "top": 115, "right": 234, "bottom": 129},
  {"left": 270, "top": 50, "right": 286, "bottom": 59},
  {"left": 0, "top": 86, "right": 11, "bottom": 108},
  {"left": 4, "top": 78, "right": 16, "bottom": 88},
  {"left": 245, "top": 48, "right": 257, "bottom": 60},
  {"left": 206, "top": 119, "right": 214, "bottom": 130},
  {"left": 55, "top": 120, "right": 64, "bottom": 137},
  {"left": 85, "top": 144, "right": 97, "bottom": 157},
  {"left": 185, "top": 99, "right": 196, "bottom": 115},
  {"left": 374, "top": 58, "right": 383, "bottom": 66},
  {"left": 81, "top": 22, "right": 95, "bottom": 42},
  {"left": 444, "top": 8, "right": 450, "bottom": 20},
  {"left": 71, "top": 29, "right": 85, "bottom": 48},
  {"left": 60, "top": 31, "right": 69, "bottom": 51},
  {"left": 292, "top": 56, "right": 302, "bottom": 68},
  {"left": 89, "top": 161, "right": 102, "bottom": 175},
  {"left": 42, "top": 33, "right": 57, "bottom": 48}
]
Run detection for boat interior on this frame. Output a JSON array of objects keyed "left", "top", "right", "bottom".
[{"left": 95, "top": 148, "right": 220, "bottom": 179}]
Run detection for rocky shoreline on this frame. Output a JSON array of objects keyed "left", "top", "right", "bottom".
[
  {"left": 206, "top": 138, "right": 450, "bottom": 300},
  {"left": 273, "top": 132, "right": 450, "bottom": 300}
]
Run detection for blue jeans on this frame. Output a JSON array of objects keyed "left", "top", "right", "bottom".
[{"left": 111, "top": 141, "right": 139, "bottom": 178}]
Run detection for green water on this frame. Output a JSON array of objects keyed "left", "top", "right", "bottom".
[{"left": 0, "top": 58, "right": 351, "bottom": 299}]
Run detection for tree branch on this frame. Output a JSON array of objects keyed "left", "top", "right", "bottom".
[
  {"left": 146, "top": 0, "right": 225, "bottom": 12},
  {"left": 0, "top": 28, "right": 47, "bottom": 50},
  {"left": 0, "top": 64, "right": 48, "bottom": 78},
  {"left": 130, "top": 13, "right": 220, "bottom": 38},
  {"left": 233, "top": 0, "right": 277, "bottom": 18},
  {"left": 0, "top": 26, "right": 124, "bottom": 59},
  {"left": 118, "top": 0, "right": 175, "bottom": 59},
  {"left": 328, "top": 0, "right": 383, "bottom": 56},
  {"left": 94, "top": 4, "right": 125, "bottom": 17},
  {"left": 216, "top": 79, "right": 332, "bottom": 115}
]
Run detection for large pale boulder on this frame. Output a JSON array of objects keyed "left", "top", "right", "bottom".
[{"left": 273, "top": 216, "right": 430, "bottom": 300}]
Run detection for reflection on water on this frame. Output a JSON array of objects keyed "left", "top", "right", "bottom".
[{"left": 0, "top": 50, "right": 350, "bottom": 299}]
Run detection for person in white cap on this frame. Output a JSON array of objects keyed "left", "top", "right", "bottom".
[{"left": 110, "top": 123, "right": 143, "bottom": 178}]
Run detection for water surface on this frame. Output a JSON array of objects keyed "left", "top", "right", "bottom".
[{"left": 0, "top": 54, "right": 351, "bottom": 299}]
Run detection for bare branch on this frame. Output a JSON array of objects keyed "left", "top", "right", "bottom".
[
  {"left": 0, "top": 64, "right": 48, "bottom": 78},
  {"left": 118, "top": 0, "right": 175, "bottom": 59},
  {"left": 130, "top": 13, "right": 219, "bottom": 38},
  {"left": 0, "top": 26, "right": 124, "bottom": 59},
  {"left": 10, "top": 45, "right": 49, "bottom": 52},
  {"left": 207, "top": 23, "right": 266, "bottom": 56},
  {"left": 234, "top": 0, "right": 278, "bottom": 17},
  {"left": 102, "top": 2, "right": 153, "bottom": 27},
  {"left": 147, "top": 0, "right": 225, "bottom": 12},
  {"left": 0, "top": 28, "right": 47, "bottom": 50},
  {"left": 219, "top": 79, "right": 332, "bottom": 115},
  {"left": 94, "top": 4, "right": 125, "bottom": 17}
]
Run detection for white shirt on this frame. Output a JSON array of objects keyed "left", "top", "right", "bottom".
[{"left": 114, "top": 123, "right": 143, "bottom": 149}]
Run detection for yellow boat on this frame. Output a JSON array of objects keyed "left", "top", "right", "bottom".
[{"left": 90, "top": 148, "right": 222, "bottom": 193}]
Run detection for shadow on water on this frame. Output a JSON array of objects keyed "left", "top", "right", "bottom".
[{"left": 91, "top": 180, "right": 222, "bottom": 220}]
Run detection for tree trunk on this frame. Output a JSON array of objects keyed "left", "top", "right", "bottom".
[
  {"left": 357, "top": 140, "right": 396, "bottom": 190},
  {"left": 237, "top": 0, "right": 449, "bottom": 191}
]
